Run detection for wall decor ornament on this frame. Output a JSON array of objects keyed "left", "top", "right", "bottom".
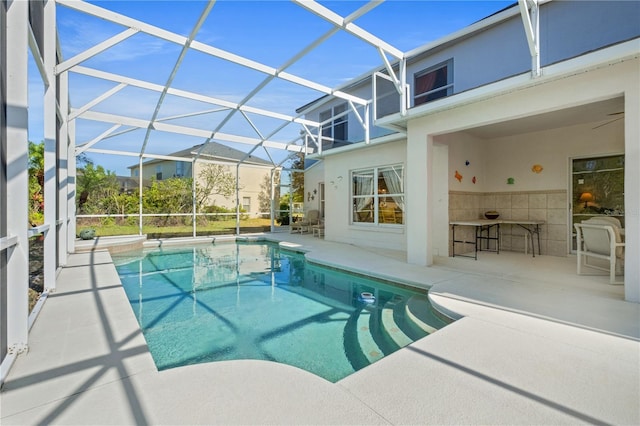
[
  {"left": 531, "top": 164, "right": 543, "bottom": 173},
  {"left": 472, "top": 176, "right": 477, "bottom": 184},
  {"left": 455, "top": 170, "right": 463, "bottom": 182},
  {"left": 507, "top": 177, "right": 515, "bottom": 184},
  {"left": 465, "top": 160, "right": 470, "bottom": 166}
]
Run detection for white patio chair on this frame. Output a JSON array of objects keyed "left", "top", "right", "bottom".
[
  {"left": 574, "top": 221, "right": 625, "bottom": 284},
  {"left": 290, "top": 209, "right": 319, "bottom": 234}
]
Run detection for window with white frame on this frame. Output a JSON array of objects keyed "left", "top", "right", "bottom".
[
  {"left": 242, "top": 196, "right": 251, "bottom": 213},
  {"left": 175, "top": 161, "right": 186, "bottom": 177},
  {"left": 414, "top": 60, "right": 453, "bottom": 106},
  {"left": 319, "top": 103, "right": 348, "bottom": 144},
  {"left": 352, "top": 165, "right": 404, "bottom": 225}
]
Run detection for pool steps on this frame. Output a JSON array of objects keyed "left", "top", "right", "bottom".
[
  {"left": 381, "top": 301, "right": 413, "bottom": 348},
  {"left": 345, "top": 295, "right": 448, "bottom": 372},
  {"left": 355, "top": 309, "right": 385, "bottom": 364}
]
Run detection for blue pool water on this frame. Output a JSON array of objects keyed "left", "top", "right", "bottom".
[{"left": 113, "top": 242, "right": 451, "bottom": 382}]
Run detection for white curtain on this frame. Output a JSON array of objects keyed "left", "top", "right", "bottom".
[
  {"left": 353, "top": 174, "right": 373, "bottom": 213},
  {"left": 381, "top": 167, "right": 404, "bottom": 211}
]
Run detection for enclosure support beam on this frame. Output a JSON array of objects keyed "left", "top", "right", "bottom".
[
  {"left": 235, "top": 165, "right": 241, "bottom": 235},
  {"left": 69, "top": 83, "right": 127, "bottom": 121},
  {"left": 138, "top": 156, "right": 143, "bottom": 236},
  {"left": 55, "top": 28, "right": 139, "bottom": 75},
  {"left": 71, "top": 66, "right": 318, "bottom": 127},
  {"left": 76, "top": 109, "right": 306, "bottom": 153},
  {"left": 293, "top": 0, "right": 402, "bottom": 60},
  {"left": 58, "top": 71, "right": 70, "bottom": 264},
  {"left": 67, "top": 91, "right": 77, "bottom": 254},
  {"left": 192, "top": 160, "right": 197, "bottom": 238},
  {"left": 43, "top": 0, "right": 58, "bottom": 291},
  {"left": 400, "top": 58, "right": 408, "bottom": 116},
  {"left": 519, "top": 0, "right": 541, "bottom": 78},
  {"left": 5, "top": 0, "right": 30, "bottom": 356},
  {"left": 270, "top": 169, "right": 276, "bottom": 232},
  {"left": 140, "top": 1, "right": 215, "bottom": 157},
  {"left": 75, "top": 124, "right": 122, "bottom": 155}
]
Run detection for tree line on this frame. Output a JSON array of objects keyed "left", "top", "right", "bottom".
[{"left": 28, "top": 142, "right": 305, "bottom": 227}]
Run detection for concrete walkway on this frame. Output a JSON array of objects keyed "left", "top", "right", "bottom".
[{"left": 1, "top": 234, "right": 638, "bottom": 424}]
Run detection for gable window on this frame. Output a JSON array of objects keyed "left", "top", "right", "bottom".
[
  {"left": 319, "top": 103, "right": 348, "bottom": 143},
  {"left": 155, "top": 165, "right": 162, "bottom": 180},
  {"left": 414, "top": 60, "right": 453, "bottom": 106},
  {"left": 352, "top": 164, "right": 404, "bottom": 225}
]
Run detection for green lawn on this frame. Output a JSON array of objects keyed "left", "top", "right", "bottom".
[{"left": 78, "top": 218, "right": 280, "bottom": 238}]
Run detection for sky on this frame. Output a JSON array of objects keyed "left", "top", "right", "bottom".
[{"left": 27, "top": 0, "right": 514, "bottom": 176}]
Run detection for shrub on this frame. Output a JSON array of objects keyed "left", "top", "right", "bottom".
[
  {"left": 79, "top": 228, "right": 96, "bottom": 240},
  {"left": 100, "top": 216, "right": 115, "bottom": 226}
]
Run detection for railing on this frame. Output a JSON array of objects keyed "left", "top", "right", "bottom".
[
  {"left": 75, "top": 212, "right": 279, "bottom": 238},
  {"left": 27, "top": 223, "right": 50, "bottom": 238},
  {"left": 0, "top": 235, "right": 19, "bottom": 252},
  {"left": 0, "top": 224, "right": 51, "bottom": 252},
  {"left": 76, "top": 212, "right": 256, "bottom": 221}
]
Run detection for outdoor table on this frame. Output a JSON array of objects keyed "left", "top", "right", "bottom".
[{"left": 450, "top": 219, "right": 544, "bottom": 260}]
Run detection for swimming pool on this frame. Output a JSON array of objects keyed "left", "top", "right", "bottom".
[{"left": 113, "top": 241, "right": 451, "bottom": 382}]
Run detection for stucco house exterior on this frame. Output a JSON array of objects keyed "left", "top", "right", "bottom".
[
  {"left": 300, "top": 1, "right": 639, "bottom": 302},
  {"left": 128, "top": 142, "right": 273, "bottom": 215}
]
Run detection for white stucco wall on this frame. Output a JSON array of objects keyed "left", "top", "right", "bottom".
[
  {"left": 483, "top": 121, "right": 624, "bottom": 192},
  {"left": 435, "top": 132, "right": 487, "bottom": 190},
  {"left": 319, "top": 140, "right": 407, "bottom": 251},
  {"left": 437, "top": 118, "right": 624, "bottom": 193},
  {"left": 303, "top": 162, "right": 324, "bottom": 215}
]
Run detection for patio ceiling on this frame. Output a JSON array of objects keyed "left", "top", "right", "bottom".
[{"left": 462, "top": 96, "right": 625, "bottom": 139}]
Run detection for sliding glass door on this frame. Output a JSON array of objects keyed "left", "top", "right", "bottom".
[{"left": 571, "top": 154, "right": 624, "bottom": 250}]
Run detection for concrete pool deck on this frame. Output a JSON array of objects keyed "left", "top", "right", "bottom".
[{"left": 1, "top": 234, "right": 639, "bottom": 424}]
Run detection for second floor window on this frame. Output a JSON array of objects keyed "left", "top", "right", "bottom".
[
  {"left": 175, "top": 161, "right": 185, "bottom": 177},
  {"left": 319, "top": 103, "right": 348, "bottom": 143},
  {"left": 414, "top": 60, "right": 452, "bottom": 106}
]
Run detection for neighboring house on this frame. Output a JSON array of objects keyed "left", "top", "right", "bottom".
[
  {"left": 129, "top": 142, "right": 273, "bottom": 214},
  {"left": 300, "top": 1, "right": 639, "bottom": 301},
  {"left": 116, "top": 176, "right": 147, "bottom": 194}
]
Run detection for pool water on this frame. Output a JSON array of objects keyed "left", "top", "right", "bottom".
[{"left": 113, "top": 242, "right": 451, "bottom": 382}]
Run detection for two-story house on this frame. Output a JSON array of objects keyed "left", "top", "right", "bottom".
[
  {"left": 300, "top": 1, "right": 639, "bottom": 300},
  {"left": 128, "top": 142, "right": 273, "bottom": 215}
]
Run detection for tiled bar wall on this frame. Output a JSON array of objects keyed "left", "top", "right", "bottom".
[{"left": 449, "top": 190, "right": 568, "bottom": 257}]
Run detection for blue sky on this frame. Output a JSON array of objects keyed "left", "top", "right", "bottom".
[{"left": 28, "top": 0, "right": 513, "bottom": 176}]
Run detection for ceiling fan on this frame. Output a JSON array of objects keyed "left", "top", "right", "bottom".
[{"left": 592, "top": 111, "right": 624, "bottom": 129}]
